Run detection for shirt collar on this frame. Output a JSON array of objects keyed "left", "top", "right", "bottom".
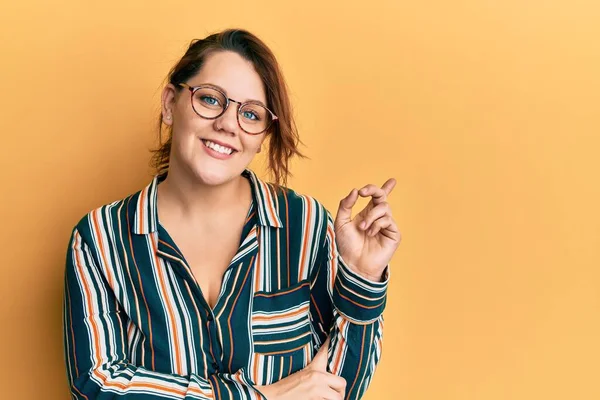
[{"left": 132, "top": 168, "right": 282, "bottom": 235}]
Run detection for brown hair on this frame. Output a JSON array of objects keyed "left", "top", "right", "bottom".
[{"left": 151, "top": 29, "right": 305, "bottom": 189}]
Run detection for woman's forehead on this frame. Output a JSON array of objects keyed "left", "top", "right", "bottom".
[{"left": 192, "top": 51, "right": 266, "bottom": 104}]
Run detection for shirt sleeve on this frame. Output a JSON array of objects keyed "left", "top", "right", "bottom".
[
  {"left": 309, "top": 209, "right": 389, "bottom": 400},
  {"left": 63, "top": 228, "right": 265, "bottom": 400}
]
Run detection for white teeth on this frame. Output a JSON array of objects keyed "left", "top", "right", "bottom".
[{"left": 203, "top": 140, "right": 233, "bottom": 155}]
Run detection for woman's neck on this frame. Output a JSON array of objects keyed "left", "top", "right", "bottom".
[{"left": 157, "top": 165, "right": 251, "bottom": 225}]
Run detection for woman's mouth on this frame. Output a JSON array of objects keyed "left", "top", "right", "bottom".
[{"left": 201, "top": 139, "right": 237, "bottom": 159}]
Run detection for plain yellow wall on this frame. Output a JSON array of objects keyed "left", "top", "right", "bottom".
[{"left": 1, "top": 1, "right": 599, "bottom": 399}]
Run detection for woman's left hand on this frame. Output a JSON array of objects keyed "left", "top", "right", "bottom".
[{"left": 334, "top": 178, "right": 402, "bottom": 281}]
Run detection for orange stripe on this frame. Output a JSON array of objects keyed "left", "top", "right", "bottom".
[
  {"left": 264, "top": 182, "right": 278, "bottom": 224},
  {"left": 91, "top": 210, "right": 114, "bottom": 288},
  {"left": 346, "top": 325, "right": 367, "bottom": 399},
  {"left": 126, "top": 198, "right": 156, "bottom": 369},
  {"left": 335, "top": 286, "right": 386, "bottom": 309},
  {"left": 257, "top": 341, "right": 309, "bottom": 356},
  {"left": 211, "top": 375, "right": 222, "bottom": 400},
  {"left": 156, "top": 250, "right": 186, "bottom": 265},
  {"left": 332, "top": 320, "right": 346, "bottom": 373},
  {"left": 254, "top": 330, "right": 311, "bottom": 345},
  {"left": 72, "top": 384, "right": 89, "bottom": 400},
  {"left": 158, "top": 239, "right": 184, "bottom": 258},
  {"left": 138, "top": 187, "right": 146, "bottom": 233},
  {"left": 310, "top": 293, "right": 324, "bottom": 328},
  {"left": 254, "top": 281, "right": 309, "bottom": 298},
  {"left": 92, "top": 369, "right": 209, "bottom": 396},
  {"left": 251, "top": 304, "right": 309, "bottom": 321},
  {"left": 245, "top": 210, "right": 256, "bottom": 225},
  {"left": 338, "top": 278, "right": 386, "bottom": 301},
  {"left": 151, "top": 235, "right": 183, "bottom": 374}
]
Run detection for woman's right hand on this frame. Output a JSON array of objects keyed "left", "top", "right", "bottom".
[{"left": 256, "top": 338, "right": 346, "bottom": 400}]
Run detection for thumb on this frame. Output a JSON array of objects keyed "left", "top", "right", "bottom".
[
  {"left": 308, "top": 337, "right": 330, "bottom": 372},
  {"left": 335, "top": 188, "right": 358, "bottom": 230}
]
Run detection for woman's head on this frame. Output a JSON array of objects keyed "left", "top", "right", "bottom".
[{"left": 153, "top": 29, "right": 303, "bottom": 188}]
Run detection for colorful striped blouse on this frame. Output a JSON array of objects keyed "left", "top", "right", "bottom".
[{"left": 63, "top": 168, "right": 389, "bottom": 399}]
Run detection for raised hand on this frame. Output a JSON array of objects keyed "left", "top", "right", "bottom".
[{"left": 334, "top": 178, "right": 402, "bottom": 281}]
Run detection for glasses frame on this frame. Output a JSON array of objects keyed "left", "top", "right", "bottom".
[{"left": 178, "top": 83, "right": 278, "bottom": 135}]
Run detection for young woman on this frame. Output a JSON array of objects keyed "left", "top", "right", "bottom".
[{"left": 63, "top": 29, "right": 401, "bottom": 400}]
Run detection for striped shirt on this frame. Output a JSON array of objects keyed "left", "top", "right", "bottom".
[{"left": 63, "top": 168, "right": 389, "bottom": 400}]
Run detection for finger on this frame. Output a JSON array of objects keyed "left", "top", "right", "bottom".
[
  {"left": 368, "top": 216, "right": 401, "bottom": 242},
  {"left": 366, "top": 216, "right": 392, "bottom": 237},
  {"left": 309, "top": 337, "right": 330, "bottom": 371},
  {"left": 359, "top": 202, "right": 391, "bottom": 231},
  {"left": 321, "top": 386, "right": 345, "bottom": 400},
  {"left": 358, "top": 184, "right": 386, "bottom": 205},
  {"left": 381, "top": 178, "right": 397, "bottom": 196},
  {"left": 358, "top": 179, "right": 397, "bottom": 205},
  {"left": 323, "top": 373, "right": 347, "bottom": 395},
  {"left": 335, "top": 188, "right": 358, "bottom": 229}
]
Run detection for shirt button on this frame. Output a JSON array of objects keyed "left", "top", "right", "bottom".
[
  {"left": 212, "top": 362, "right": 219, "bottom": 371},
  {"left": 207, "top": 313, "right": 214, "bottom": 322}
]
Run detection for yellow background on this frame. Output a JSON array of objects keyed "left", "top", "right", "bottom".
[{"left": 1, "top": 1, "right": 599, "bottom": 399}]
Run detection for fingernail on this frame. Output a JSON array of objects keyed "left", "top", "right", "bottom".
[{"left": 360, "top": 221, "right": 366, "bottom": 229}]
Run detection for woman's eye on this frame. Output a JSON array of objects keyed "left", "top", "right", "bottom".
[
  {"left": 242, "top": 110, "right": 259, "bottom": 121},
  {"left": 200, "top": 96, "right": 220, "bottom": 106}
]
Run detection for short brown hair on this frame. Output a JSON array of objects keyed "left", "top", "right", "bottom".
[{"left": 151, "top": 29, "right": 305, "bottom": 189}]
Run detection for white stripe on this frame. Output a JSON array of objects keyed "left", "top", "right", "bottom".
[
  {"left": 148, "top": 233, "right": 184, "bottom": 374},
  {"left": 166, "top": 266, "right": 194, "bottom": 375}
]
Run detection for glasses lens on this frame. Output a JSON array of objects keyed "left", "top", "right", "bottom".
[
  {"left": 239, "top": 103, "right": 273, "bottom": 134},
  {"left": 192, "top": 87, "right": 226, "bottom": 118}
]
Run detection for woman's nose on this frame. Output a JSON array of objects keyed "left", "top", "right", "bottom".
[{"left": 214, "top": 102, "right": 240, "bottom": 134}]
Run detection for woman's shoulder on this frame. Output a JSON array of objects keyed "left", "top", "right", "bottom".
[
  {"left": 245, "top": 169, "right": 332, "bottom": 220},
  {"left": 267, "top": 183, "right": 333, "bottom": 226},
  {"left": 70, "top": 182, "right": 151, "bottom": 245}
]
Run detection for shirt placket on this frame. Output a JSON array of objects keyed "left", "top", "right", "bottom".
[{"left": 154, "top": 210, "right": 260, "bottom": 375}]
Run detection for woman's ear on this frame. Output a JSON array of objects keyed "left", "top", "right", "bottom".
[{"left": 161, "top": 84, "right": 177, "bottom": 126}]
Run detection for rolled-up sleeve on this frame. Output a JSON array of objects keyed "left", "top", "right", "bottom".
[{"left": 309, "top": 208, "right": 389, "bottom": 400}]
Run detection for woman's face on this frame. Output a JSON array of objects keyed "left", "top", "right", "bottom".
[{"left": 162, "top": 50, "right": 267, "bottom": 186}]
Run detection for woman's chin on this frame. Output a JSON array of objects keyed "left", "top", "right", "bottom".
[{"left": 191, "top": 161, "right": 243, "bottom": 187}]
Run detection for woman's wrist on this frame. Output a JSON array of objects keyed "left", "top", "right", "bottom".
[{"left": 347, "top": 264, "right": 387, "bottom": 283}]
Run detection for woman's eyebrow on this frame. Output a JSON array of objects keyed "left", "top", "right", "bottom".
[{"left": 208, "top": 83, "right": 267, "bottom": 107}]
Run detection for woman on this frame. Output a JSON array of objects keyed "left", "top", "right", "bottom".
[{"left": 63, "top": 29, "right": 401, "bottom": 400}]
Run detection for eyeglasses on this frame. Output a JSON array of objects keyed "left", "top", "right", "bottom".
[{"left": 178, "top": 83, "right": 278, "bottom": 135}]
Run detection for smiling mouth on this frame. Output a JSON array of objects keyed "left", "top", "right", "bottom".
[{"left": 201, "top": 139, "right": 237, "bottom": 155}]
